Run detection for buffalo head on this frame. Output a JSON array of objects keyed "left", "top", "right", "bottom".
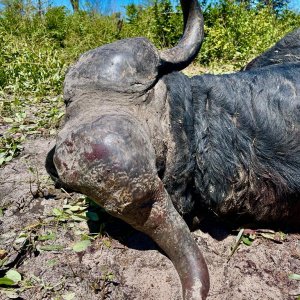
[
  {"left": 46, "top": 1, "right": 300, "bottom": 299},
  {"left": 47, "top": 0, "right": 210, "bottom": 299}
]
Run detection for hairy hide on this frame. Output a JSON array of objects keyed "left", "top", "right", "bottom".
[{"left": 191, "top": 63, "right": 300, "bottom": 225}]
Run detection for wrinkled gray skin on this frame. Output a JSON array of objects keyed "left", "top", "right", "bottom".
[{"left": 46, "top": 1, "right": 300, "bottom": 299}]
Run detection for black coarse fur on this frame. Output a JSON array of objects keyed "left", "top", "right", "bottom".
[
  {"left": 161, "top": 73, "right": 196, "bottom": 216},
  {"left": 192, "top": 63, "right": 300, "bottom": 226}
]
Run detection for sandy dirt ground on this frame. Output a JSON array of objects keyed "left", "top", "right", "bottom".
[{"left": 0, "top": 137, "right": 299, "bottom": 300}]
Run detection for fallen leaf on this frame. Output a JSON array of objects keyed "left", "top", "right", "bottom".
[
  {"left": 6, "top": 269, "right": 22, "bottom": 283},
  {"left": 289, "top": 273, "right": 300, "bottom": 280},
  {"left": 0, "top": 249, "right": 8, "bottom": 259},
  {"left": 72, "top": 240, "right": 91, "bottom": 252},
  {"left": 0, "top": 290, "right": 19, "bottom": 298},
  {"left": 39, "top": 245, "right": 64, "bottom": 251}
]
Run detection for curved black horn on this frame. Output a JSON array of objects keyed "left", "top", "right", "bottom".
[{"left": 160, "top": 0, "right": 204, "bottom": 72}]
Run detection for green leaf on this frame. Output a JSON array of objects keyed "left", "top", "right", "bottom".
[
  {"left": 49, "top": 129, "right": 57, "bottom": 135},
  {"left": 3, "top": 117, "right": 14, "bottom": 123},
  {"left": 70, "top": 214, "right": 88, "bottom": 221},
  {"left": 248, "top": 233, "right": 256, "bottom": 240},
  {"left": 104, "top": 272, "right": 114, "bottom": 281},
  {"left": 0, "top": 258, "right": 7, "bottom": 268},
  {"left": 39, "top": 244, "right": 64, "bottom": 251},
  {"left": 86, "top": 211, "right": 99, "bottom": 221},
  {"left": 64, "top": 209, "right": 73, "bottom": 215},
  {"left": 289, "top": 273, "right": 300, "bottom": 280},
  {"left": 0, "top": 277, "right": 15, "bottom": 286},
  {"left": 52, "top": 208, "right": 63, "bottom": 216},
  {"left": 241, "top": 236, "right": 253, "bottom": 246},
  {"left": 278, "top": 232, "right": 286, "bottom": 240},
  {"left": 72, "top": 240, "right": 91, "bottom": 252},
  {"left": 15, "top": 237, "right": 27, "bottom": 244},
  {"left": 260, "top": 233, "right": 276, "bottom": 241},
  {"left": 236, "top": 228, "right": 244, "bottom": 243},
  {"left": 5, "top": 156, "right": 13, "bottom": 162},
  {"left": 6, "top": 269, "right": 22, "bottom": 283},
  {"left": 69, "top": 205, "right": 84, "bottom": 212},
  {"left": 38, "top": 233, "right": 56, "bottom": 241}
]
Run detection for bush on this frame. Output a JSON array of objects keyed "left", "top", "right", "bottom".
[
  {"left": 45, "top": 6, "right": 68, "bottom": 43},
  {"left": 0, "top": 36, "right": 65, "bottom": 95},
  {"left": 0, "top": 0, "right": 300, "bottom": 97},
  {"left": 122, "top": 0, "right": 183, "bottom": 48},
  {"left": 199, "top": 0, "right": 300, "bottom": 68}
]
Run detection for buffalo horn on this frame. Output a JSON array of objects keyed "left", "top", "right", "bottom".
[{"left": 160, "top": 0, "right": 204, "bottom": 72}]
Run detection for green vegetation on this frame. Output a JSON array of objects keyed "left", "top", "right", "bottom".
[
  {"left": 0, "top": 0, "right": 300, "bottom": 165},
  {"left": 200, "top": 1, "right": 300, "bottom": 68}
]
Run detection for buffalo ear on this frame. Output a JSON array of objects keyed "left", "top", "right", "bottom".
[
  {"left": 159, "top": 0, "right": 204, "bottom": 72},
  {"left": 243, "top": 28, "right": 300, "bottom": 71}
]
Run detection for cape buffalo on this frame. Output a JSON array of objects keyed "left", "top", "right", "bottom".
[{"left": 46, "top": 1, "right": 300, "bottom": 299}]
